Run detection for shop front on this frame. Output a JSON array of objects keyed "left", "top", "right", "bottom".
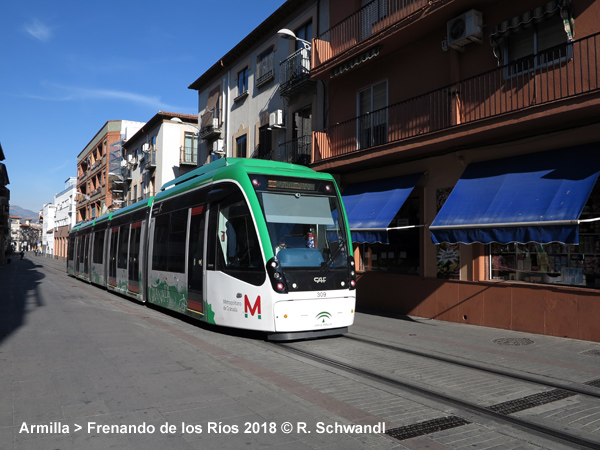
[{"left": 349, "top": 144, "right": 600, "bottom": 342}]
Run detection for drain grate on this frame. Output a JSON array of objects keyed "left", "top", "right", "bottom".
[
  {"left": 385, "top": 416, "right": 471, "bottom": 441},
  {"left": 492, "top": 337, "right": 534, "bottom": 346},
  {"left": 581, "top": 349, "right": 600, "bottom": 357},
  {"left": 584, "top": 378, "right": 600, "bottom": 388},
  {"left": 487, "top": 389, "right": 575, "bottom": 415}
]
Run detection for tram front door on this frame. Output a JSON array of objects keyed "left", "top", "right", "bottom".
[{"left": 187, "top": 206, "right": 205, "bottom": 313}]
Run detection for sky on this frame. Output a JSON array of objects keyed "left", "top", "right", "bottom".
[{"left": 1, "top": 0, "right": 285, "bottom": 212}]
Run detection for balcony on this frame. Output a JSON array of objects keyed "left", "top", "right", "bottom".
[
  {"left": 279, "top": 48, "right": 315, "bottom": 97},
  {"left": 144, "top": 149, "right": 157, "bottom": 171},
  {"left": 277, "top": 135, "right": 312, "bottom": 166},
  {"left": 312, "top": 0, "right": 430, "bottom": 75},
  {"left": 180, "top": 146, "right": 197, "bottom": 166},
  {"left": 199, "top": 110, "right": 222, "bottom": 140},
  {"left": 313, "top": 34, "right": 600, "bottom": 162}
]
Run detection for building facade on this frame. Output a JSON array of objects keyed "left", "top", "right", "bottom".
[
  {"left": 53, "top": 177, "right": 77, "bottom": 260},
  {"left": 189, "top": 0, "right": 328, "bottom": 167},
  {"left": 119, "top": 111, "right": 199, "bottom": 206},
  {"left": 308, "top": 0, "right": 600, "bottom": 341},
  {"left": 76, "top": 120, "right": 144, "bottom": 221},
  {"left": 41, "top": 203, "right": 56, "bottom": 256}
]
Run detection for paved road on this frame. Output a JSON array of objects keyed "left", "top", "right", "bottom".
[{"left": 1, "top": 255, "right": 600, "bottom": 449}]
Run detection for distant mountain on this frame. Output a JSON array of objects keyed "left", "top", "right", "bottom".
[{"left": 9, "top": 205, "right": 39, "bottom": 223}]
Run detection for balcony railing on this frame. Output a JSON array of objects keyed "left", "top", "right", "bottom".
[
  {"left": 313, "top": 33, "right": 600, "bottom": 162},
  {"left": 278, "top": 135, "right": 312, "bottom": 166},
  {"left": 313, "top": 0, "right": 428, "bottom": 69},
  {"left": 279, "top": 48, "right": 314, "bottom": 97},
  {"left": 180, "top": 146, "right": 197, "bottom": 165}
]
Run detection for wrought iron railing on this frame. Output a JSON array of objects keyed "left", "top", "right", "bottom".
[
  {"left": 280, "top": 48, "right": 311, "bottom": 94},
  {"left": 313, "top": 33, "right": 600, "bottom": 162},
  {"left": 278, "top": 135, "right": 312, "bottom": 166},
  {"left": 180, "top": 146, "right": 197, "bottom": 165}
]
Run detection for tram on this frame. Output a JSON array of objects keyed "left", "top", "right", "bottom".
[{"left": 68, "top": 158, "right": 356, "bottom": 340}]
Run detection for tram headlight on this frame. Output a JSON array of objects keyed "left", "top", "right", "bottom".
[
  {"left": 348, "top": 256, "right": 357, "bottom": 290},
  {"left": 266, "top": 257, "right": 288, "bottom": 294}
]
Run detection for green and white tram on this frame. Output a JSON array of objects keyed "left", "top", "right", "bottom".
[{"left": 68, "top": 158, "right": 356, "bottom": 340}]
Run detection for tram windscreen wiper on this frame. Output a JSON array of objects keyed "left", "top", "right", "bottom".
[{"left": 324, "top": 238, "right": 346, "bottom": 268}]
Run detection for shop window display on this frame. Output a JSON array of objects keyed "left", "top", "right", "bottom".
[
  {"left": 490, "top": 183, "right": 600, "bottom": 288},
  {"left": 355, "top": 197, "right": 420, "bottom": 274}
]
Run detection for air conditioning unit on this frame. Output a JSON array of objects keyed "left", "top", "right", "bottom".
[
  {"left": 213, "top": 139, "right": 225, "bottom": 155},
  {"left": 142, "top": 143, "right": 151, "bottom": 153},
  {"left": 447, "top": 10, "right": 482, "bottom": 50},
  {"left": 269, "top": 110, "right": 284, "bottom": 128}
]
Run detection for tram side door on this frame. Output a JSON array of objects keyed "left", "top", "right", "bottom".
[
  {"left": 187, "top": 206, "right": 205, "bottom": 313},
  {"left": 128, "top": 222, "right": 142, "bottom": 293},
  {"left": 108, "top": 227, "right": 118, "bottom": 287}
]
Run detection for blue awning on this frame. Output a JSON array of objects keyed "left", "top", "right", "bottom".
[
  {"left": 343, "top": 174, "right": 421, "bottom": 243},
  {"left": 430, "top": 144, "right": 600, "bottom": 244}
]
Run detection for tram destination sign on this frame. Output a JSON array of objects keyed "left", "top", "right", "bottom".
[{"left": 267, "top": 179, "right": 316, "bottom": 192}]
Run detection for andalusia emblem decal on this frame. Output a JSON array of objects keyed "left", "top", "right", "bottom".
[{"left": 316, "top": 311, "right": 332, "bottom": 323}]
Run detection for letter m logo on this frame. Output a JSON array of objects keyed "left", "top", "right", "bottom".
[{"left": 244, "top": 295, "right": 261, "bottom": 319}]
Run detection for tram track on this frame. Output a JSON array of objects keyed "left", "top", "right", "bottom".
[
  {"left": 343, "top": 333, "right": 600, "bottom": 400},
  {"left": 274, "top": 339, "right": 600, "bottom": 449}
]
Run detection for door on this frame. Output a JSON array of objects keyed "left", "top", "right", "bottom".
[
  {"left": 187, "top": 206, "right": 205, "bottom": 313},
  {"left": 128, "top": 222, "right": 142, "bottom": 293},
  {"left": 108, "top": 227, "right": 118, "bottom": 286},
  {"left": 83, "top": 234, "right": 90, "bottom": 277},
  {"left": 292, "top": 106, "right": 312, "bottom": 165},
  {"left": 357, "top": 80, "right": 387, "bottom": 149}
]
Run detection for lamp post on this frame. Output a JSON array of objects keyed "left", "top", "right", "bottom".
[{"left": 277, "top": 28, "right": 312, "bottom": 49}]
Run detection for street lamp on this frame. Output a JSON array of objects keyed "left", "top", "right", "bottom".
[
  {"left": 170, "top": 116, "right": 199, "bottom": 132},
  {"left": 277, "top": 28, "right": 311, "bottom": 49}
]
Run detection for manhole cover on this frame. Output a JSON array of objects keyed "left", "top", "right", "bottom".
[{"left": 492, "top": 337, "right": 534, "bottom": 346}]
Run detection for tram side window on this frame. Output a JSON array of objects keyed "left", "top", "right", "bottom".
[
  {"left": 152, "top": 209, "right": 188, "bottom": 273},
  {"left": 93, "top": 231, "right": 105, "bottom": 264},
  {"left": 214, "top": 191, "right": 265, "bottom": 286},
  {"left": 118, "top": 225, "right": 129, "bottom": 269}
]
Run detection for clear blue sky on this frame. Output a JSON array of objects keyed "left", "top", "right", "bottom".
[{"left": 1, "top": 0, "right": 284, "bottom": 212}]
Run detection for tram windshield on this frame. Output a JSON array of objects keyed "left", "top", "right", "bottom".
[{"left": 251, "top": 175, "right": 349, "bottom": 269}]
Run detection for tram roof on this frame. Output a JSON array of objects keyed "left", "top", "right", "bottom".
[{"left": 158, "top": 157, "right": 330, "bottom": 198}]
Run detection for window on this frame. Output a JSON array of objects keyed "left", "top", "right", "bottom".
[
  {"left": 183, "top": 132, "right": 197, "bottom": 164},
  {"left": 357, "top": 81, "right": 387, "bottom": 149},
  {"left": 92, "top": 230, "right": 104, "bottom": 264},
  {"left": 214, "top": 189, "right": 265, "bottom": 286},
  {"left": 118, "top": 225, "right": 129, "bottom": 269},
  {"left": 295, "top": 21, "right": 312, "bottom": 51},
  {"left": 152, "top": 209, "right": 188, "bottom": 273},
  {"left": 292, "top": 106, "right": 312, "bottom": 165},
  {"left": 356, "top": 197, "right": 421, "bottom": 275},
  {"left": 257, "top": 125, "right": 272, "bottom": 159},
  {"left": 236, "top": 135, "right": 247, "bottom": 158},
  {"left": 504, "top": 14, "right": 570, "bottom": 76},
  {"left": 361, "top": 0, "right": 386, "bottom": 40},
  {"left": 237, "top": 67, "right": 249, "bottom": 97},
  {"left": 256, "top": 48, "right": 274, "bottom": 87}
]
